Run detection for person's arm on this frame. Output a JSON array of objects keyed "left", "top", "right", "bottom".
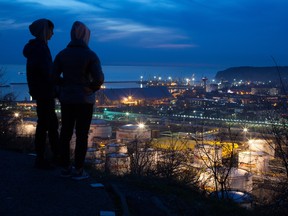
[
  {"left": 52, "top": 53, "right": 64, "bottom": 86},
  {"left": 88, "top": 53, "right": 104, "bottom": 92}
]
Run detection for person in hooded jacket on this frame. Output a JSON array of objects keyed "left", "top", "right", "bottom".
[
  {"left": 53, "top": 21, "right": 104, "bottom": 180},
  {"left": 23, "top": 18, "right": 59, "bottom": 169}
]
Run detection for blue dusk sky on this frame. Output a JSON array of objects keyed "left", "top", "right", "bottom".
[{"left": 0, "top": 0, "right": 287, "bottom": 72}]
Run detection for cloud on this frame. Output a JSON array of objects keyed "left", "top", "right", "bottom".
[
  {"left": 16, "top": 0, "right": 103, "bottom": 12},
  {"left": 85, "top": 17, "right": 194, "bottom": 49},
  {"left": 0, "top": 0, "right": 198, "bottom": 50},
  {"left": 0, "top": 19, "right": 29, "bottom": 30},
  {"left": 90, "top": 18, "right": 161, "bottom": 41},
  {"left": 149, "top": 44, "right": 198, "bottom": 49},
  {"left": 90, "top": 17, "right": 167, "bottom": 37},
  {"left": 126, "top": 0, "right": 178, "bottom": 8}
]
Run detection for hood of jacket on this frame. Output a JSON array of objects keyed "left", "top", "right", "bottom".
[
  {"left": 29, "top": 18, "right": 53, "bottom": 42},
  {"left": 70, "top": 21, "right": 90, "bottom": 46}
]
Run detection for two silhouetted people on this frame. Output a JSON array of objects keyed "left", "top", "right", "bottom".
[{"left": 24, "top": 19, "right": 104, "bottom": 179}]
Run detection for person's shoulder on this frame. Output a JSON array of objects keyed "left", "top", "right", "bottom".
[
  {"left": 24, "top": 39, "right": 43, "bottom": 48},
  {"left": 87, "top": 47, "right": 99, "bottom": 56},
  {"left": 85, "top": 48, "right": 99, "bottom": 58},
  {"left": 55, "top": 47, "right": 69, "bottom": 56}
]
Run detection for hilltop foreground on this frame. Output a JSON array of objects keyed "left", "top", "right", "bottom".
[{"left": 0, "top": 148, "right": 264, "bottom": 216}]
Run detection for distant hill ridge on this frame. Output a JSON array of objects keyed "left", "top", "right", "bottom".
[{"left": 215, "top": 66, "right": 288, "bottom": 82}]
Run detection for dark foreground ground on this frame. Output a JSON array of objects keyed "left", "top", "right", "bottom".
[
  {"left": 0, "top": 149, "right": 196, "bottom": 216},
  {"left": 0, "top": 149, "right": 260, "bottom": 216},
  {"left": 0, "top": 150, "right": 117, "bottom": 216}
]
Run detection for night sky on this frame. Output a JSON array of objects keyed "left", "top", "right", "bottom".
[{"left": 0, "top": 0, "right": 287, "bottom": 71}]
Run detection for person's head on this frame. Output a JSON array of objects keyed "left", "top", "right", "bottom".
[
  {"left": 29, "top": 18, "right": 54, "bottom": 43},
  {"left": 70, "top": 21, "right": 90, "bottom": 46}
]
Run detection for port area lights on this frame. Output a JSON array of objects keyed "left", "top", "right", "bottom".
[{"left": 122, "top": 95, "right": 138, "bottom": 105}]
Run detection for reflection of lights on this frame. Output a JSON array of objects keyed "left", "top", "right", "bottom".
[
  {"left": 14, "top": 112, "right": 20, "bottom": 118},
  {"left": 125, "top": 112, "right": 129, "bottom": 116}
]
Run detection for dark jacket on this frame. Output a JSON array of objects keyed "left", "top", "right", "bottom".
[
  {"left": 23, "top": 19, "right": 55, "bottom": 100},
  {"left": 23, "top": 39, "right": 55, "bottom": 100},
  {"left": 53, "top": 40, "right": 104, "bottom": 104}
]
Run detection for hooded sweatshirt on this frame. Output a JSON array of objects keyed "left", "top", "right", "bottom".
[
  {"left": 23, "top": 19, "right": 55, "bottom": 100},
  {"left": 53, "top": 21, "right": 104, "bottom": 104}
]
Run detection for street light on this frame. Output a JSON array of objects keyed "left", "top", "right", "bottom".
[
  {"left": 243, "top": 127, "right": 248, "bottom": 144},
  {"left": 138, "top": 123, "right": 145, "bottom": 128}
]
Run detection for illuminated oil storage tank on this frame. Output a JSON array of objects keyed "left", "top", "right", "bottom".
[
  {"left": 90, "top": 119, "right": 112, "bottom": 139},
  {"left": 16, "top": 120, "right": 36, "bottom": 136},
  {"left": 116, "top": 124, "right": 151, "bottom": 142},
  {"left": 66, "top": 119, "right": 112, "bottom": 150},
  {"left": 228, "top": 168, "right": 253, "bottom": 192},
  {"left": 105, "top": 143, "right": 128, "bottom": 155},
  {"left": 248, "top": 139, "right": 275, "bottom": 157},
  {"left": 193, "top": 144, "right": 222, "bottom": 168},
  {"left": 133, "top": 148, "right": 159, "bottom": 171},
  {"left": 238, "top": 151, "right": 271, "bottom": 174},
  {"left": 105, "top": 153, "right": 130, "bottom": 175},
  {"left": 199, "top": 168, "right": 253, "bottom": 193}
]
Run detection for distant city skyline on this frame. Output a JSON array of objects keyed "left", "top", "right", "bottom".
[{"left": 0, "top": 0, "right": 288, "bottom": 74}]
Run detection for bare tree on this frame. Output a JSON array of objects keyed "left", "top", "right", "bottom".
[
  {"left": 197, "top": 125, "right": 246, "bottom": 200},
  {"left": 0, "top": 67, "right": 18, "bottom": 148},
  {"left": 249, "top": 61, "right": 288, "bottom": 214}
]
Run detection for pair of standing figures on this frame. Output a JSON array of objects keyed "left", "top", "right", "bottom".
[{"left": 23, "top": 19, "right": 104, "bottom": 179}]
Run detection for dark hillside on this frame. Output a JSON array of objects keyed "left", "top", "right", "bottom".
[{"left": 215, "top": 66, "right": 288, "bottom": 83}]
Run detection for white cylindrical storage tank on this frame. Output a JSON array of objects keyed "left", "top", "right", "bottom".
[
  {"left": 248, "top": 139, "right": 275, "bottom": 157},
  {"left": 105, "top": 143, "right": 128, "bottom": 155},
  {"left": 87, "top": 127, "right": 96, "bottom": 148},
  {"left": 116, "top": 124, "right": 151, "bottom": 142},
  {"left": 106, "top": 153, "right": 130, "bottom": 175},
  {"left": 229, "top": 168, "right": 253, "bottom": 193},
  {"left": 92, "top": 159, "right": 105, "bottom": 172},
  {"left": 194, "top": 144, "right": 222, "bottom": 168},
  {"left": 85, "top": 147, "right": 98, "bottom": 161},
  {"left": 90, "top": 119, "right": 112, "bottom": 139},
  {"left": 16, "top": 121, "right": 36, "bottom": 136},
  {"left": 63, "top": 120, "right": 110, "bottom": 149},
  {"left": 138, "top": 148, "right": 158, "bottom": 162},
  {"left": 238, "top": 151, "right": 270, "bottom": 174},
  {"left": 133, "top": 148, "right": 159, "bottom": 170},
  {"left": 199, "top": 168, "right": 252, "bottom": 193}
]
